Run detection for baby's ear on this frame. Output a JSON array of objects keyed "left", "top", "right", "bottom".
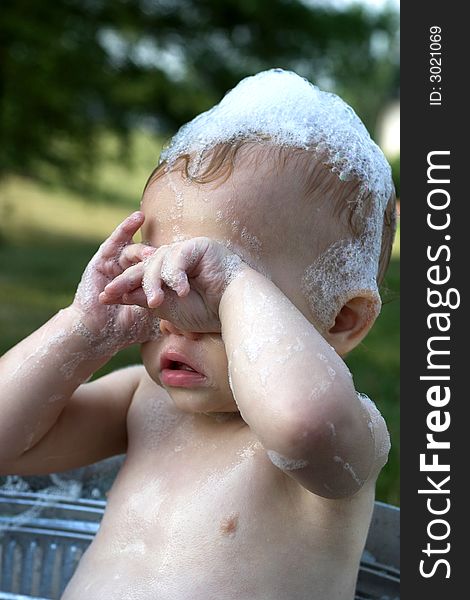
[{"left": 326, "top": 292, "right": 381, "bottom": 356}]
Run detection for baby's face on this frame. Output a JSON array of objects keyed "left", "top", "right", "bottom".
[{"left": 139, "top": 156, "right": 336, "bottom": 414}]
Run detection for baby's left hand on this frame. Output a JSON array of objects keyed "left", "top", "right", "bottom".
[{"left": 99, "top": 237, "right": 245, "bottom": 333}]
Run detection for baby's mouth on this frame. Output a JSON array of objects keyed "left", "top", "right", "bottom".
[
  {"left": 160, "top": 353, "right": 202, "bottom": 374},
  {"left": 168, "top": 361, "right": 197, "bottom": 372},
  {"left": 160, "top": 350, "right": 207, "bottom": 387}
]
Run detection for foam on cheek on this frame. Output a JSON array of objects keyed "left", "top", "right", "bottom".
[
  {"left": 216, "top": 208, "right": 240, "bottom": 239},
  {"left": 240, "top": 226, "right": 262, "bottom": 260},
  {"left": 224, "top": 238, "right": 270, "bottom": 281}
]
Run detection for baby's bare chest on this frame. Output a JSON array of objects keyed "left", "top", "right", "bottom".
[
  {"left": 103, "top": 419, "right": 289, "bottom": 557},
  {"left": 62, "top": 393, "right": 370, "bottom": 599},
  {"left": 73, "top": 425, "right": 315, "bottom": 597}
]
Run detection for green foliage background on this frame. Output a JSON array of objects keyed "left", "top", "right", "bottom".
[{"left": 1, "top": 0, "right": 399, "bottom": 179}]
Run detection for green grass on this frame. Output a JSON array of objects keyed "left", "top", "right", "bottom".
[{"left": 0, "top": 131, "right": 400, "bottom": 505}]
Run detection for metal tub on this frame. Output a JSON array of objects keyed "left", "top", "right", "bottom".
[
  {"left": 0, "top": 494, "right": 399, "bottom": 599},
  {"left": 0, "top": 492, "right": 103, "bottom": 599}
]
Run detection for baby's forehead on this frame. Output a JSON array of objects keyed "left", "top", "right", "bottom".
[
  {"left": 146, "top": 144, "right": 336, "bottom": 214},
  {"left": 141, "top": 170, "right": 276, "bottom": 260},
  {"left": 143, "top": 149, "right": 349, "bottom": 259}
]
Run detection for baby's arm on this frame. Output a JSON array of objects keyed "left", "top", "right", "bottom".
[
  {"left": 0, "top": 212, "right": 155, "bottom": 474},
  {"left": 219, "top": 267, "right": 387, "bottom": 498},
  {"left": 102, "top": 236, "right": 388, "bottom": 498}
]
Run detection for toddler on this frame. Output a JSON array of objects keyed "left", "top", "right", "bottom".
[{"left": 0, "top": 69, "right": 396, "bottom": 599}]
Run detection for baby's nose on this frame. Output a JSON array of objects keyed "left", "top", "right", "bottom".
[{"left": 159, "top": 319, "right": 201, "bottom": 341}]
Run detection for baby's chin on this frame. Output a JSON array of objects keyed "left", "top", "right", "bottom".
[{"left": 166, "top": 385, "right": 238, "bottom": 415}]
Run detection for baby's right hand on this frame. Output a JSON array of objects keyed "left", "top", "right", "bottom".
[
  {"left": 99, "top": 236, "right": 246, "bottom": 333},
  {"left": 70, "top": 212, "right": 160, "bottom": 351}
]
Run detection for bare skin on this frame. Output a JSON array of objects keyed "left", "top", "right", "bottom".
[
  {"left": 0, "top": 157, "right": 389, "bottom": 599},
  {"left": 62, "top": 371, "right": 376, "bottom": 600}
]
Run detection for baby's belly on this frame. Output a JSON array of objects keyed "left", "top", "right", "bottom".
[
  {"left": 61, "top": 448, "right": 369, "bottom": 600},
  {"left": 62, "top": 536, "right": 358, "bottom": 600}
]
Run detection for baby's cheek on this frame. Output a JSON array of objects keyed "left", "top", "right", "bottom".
[{"left": 140, "top": 338, "right": 163, "bottom": 381}]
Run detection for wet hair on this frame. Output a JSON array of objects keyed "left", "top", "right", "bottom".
[{"left": 143, "top": 139, "right": 396, "bottom": 286}]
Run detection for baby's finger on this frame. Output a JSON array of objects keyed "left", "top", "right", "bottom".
[
  {"left": 161, "top": 259, "right": 190, "bottom": 297},
  {"left": 103, "top": 262, "right": 145, "bottom": 298},
  {"left": 121, "top": 288, "right": 149, "bottom": 307},
  {"left": 160, "top": 240, "right": 201, "bottom": 297},
  {"left": 99, "top": 287, "right": 148, "bottom": 307},
  {"left": 99, "top": 212, "right": 145, "bottom": 260},
  {"left": 119, "top": 243, "right": 156, "bottom": 270},
  {"left": 142, "top": 251, "right": 166, "bottom": 308}
]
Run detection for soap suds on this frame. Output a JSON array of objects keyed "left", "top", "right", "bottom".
[
  {"left": 161, "top": 259, "right": 189, "bottom": 295},
  {"left": 237, "top": 442, "right": 259, "bottom": 459},
  {"left": 221, "top": 252, "right": 244, "bottom": 290},
  {"left": 267, "top": 449, "right": 309, "bottom": 471},
  {"left": 161, "top": 69, "right": 392, "bottom": 213},
  {"left": 357, "top": 392, "right": 391, "bottom": 459},
  {"left": 239, "top": 283, "right": 287, "bottom": 363},
  {"left": 157, "top": 69, "right": 392, "bottom": 331},
  {"left": 302, "top": 237, "right": 381, "bottom": 331},
  {"left": 275, "top": 337, "right": 305, "bottom": 365},
  {"left": 326, "top": 421, "right": 336, "bottom": 439},
  {"left": 333, "top": 455, "right": 363, "bottom": 487},
  {"left": 240, "top": 226, "right": 262, "bottom": 259}
]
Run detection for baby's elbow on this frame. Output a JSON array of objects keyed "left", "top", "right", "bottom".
[
  {"left": 266, "top": 443, "right": 367, "bottom": 499},
  {"left": 266, "top": 389, "right": 375, "bottom": 498},
  {"left": 264, "top": 401, "right": 337, "bottom": 474},
  {"left": 277, "top": 385, "right": 357, "bottom": 454}
]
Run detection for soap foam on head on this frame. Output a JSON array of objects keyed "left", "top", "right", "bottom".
[
  {"left": 160, "top": 68, "right": 392, "bottom": 211},
  {"left": 159, "top": 69, "right": 393, "bottom": 330}
]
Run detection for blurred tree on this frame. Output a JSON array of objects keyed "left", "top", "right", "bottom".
[{"left": 0, "top": 0, "right": 398, "bottom": 179}]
